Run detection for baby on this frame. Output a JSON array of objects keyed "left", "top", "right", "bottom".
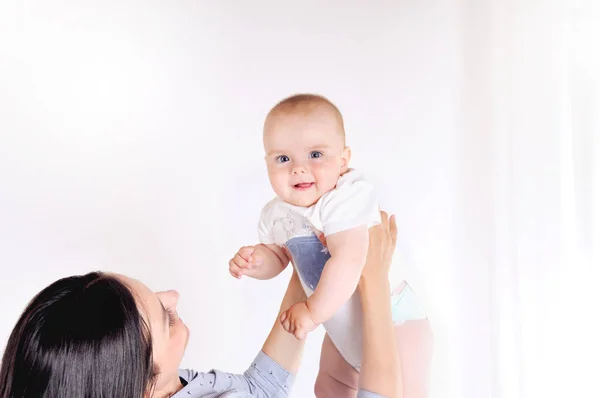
[{"left": 230, "top": 94, "right": 433, "bottom": 397}]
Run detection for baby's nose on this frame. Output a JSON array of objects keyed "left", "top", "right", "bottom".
[{"left": 292, "top": 165, "right": 307, "bottom": 174}]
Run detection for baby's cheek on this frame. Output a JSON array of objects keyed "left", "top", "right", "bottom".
[
  {"left": 314, "top": 160, "right": 342, "bottom": 182},
  {"left": 269, "top": 172, "right": 290, "bottom": 194}
]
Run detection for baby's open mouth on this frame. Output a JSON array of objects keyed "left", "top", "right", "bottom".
[{"left": 293, "top": 182, "right": 314, "bottom": 189}]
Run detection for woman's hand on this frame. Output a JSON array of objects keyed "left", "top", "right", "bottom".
[
  {"left": 358, "top": 210, "right": 401, "bottom": 398},
  {"left": 359, "top": 210, "right": 398, "bottom": 290}
]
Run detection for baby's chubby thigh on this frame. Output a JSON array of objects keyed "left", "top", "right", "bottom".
[
  {"left": 314, "top": 292, "right": 364, "bottom": 397},
  {"left": 314, "top": 333, "right": 360, "bottom": 398},
  {"left": 314, "top": 283, "right": 434, "bottom": 397}
]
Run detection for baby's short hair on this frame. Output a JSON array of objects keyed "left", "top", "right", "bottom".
[
  {"left": 267, "top": 93, "right": 346, "bottom": 139},
  {"left": 271, "top": 93, "right": 341, "bottom": 115}
]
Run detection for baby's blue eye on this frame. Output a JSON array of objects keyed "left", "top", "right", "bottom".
[
  {"left": 277, "top": 155, "right": 290, "bottom": 163},
  {"left": 310, "top": 151, "right": 323, "bottom": 159}
]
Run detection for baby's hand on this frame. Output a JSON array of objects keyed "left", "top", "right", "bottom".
[
  {"left": 229, "top": 246, "right": 262, "bottom": 279},
  {"left": 280, "top": 301, "right": 318, "bottom": 340}
]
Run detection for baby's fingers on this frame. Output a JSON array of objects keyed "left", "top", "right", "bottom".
[
  {"left": 249, "top": 253, "right": 262, "bottom": 267},
  {"left": 280, "top": 311, "right": 292, "bottom": 333},
  {"left": 228, "top": 260, "right": 244, "bottom": 279},
  {"left": 233, "top": 253, "right": 252, "bottom": 269},
  {"left": 238, "top": 246, "right": 255, "bottom": 261},
  {"left": 294, "top": 328, "right": 307, "bottom": 340}
]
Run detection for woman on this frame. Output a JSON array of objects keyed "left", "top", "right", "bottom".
[{"left": 0, "top": 212, "right": 401, "bottom": 398}]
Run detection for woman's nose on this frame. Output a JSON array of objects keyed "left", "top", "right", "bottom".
[
  {"left": 169, "top": 290, "right": 180, "bottom": 307},
  {"left": 159, "top": 290, "right": 180, "bottom": 308}
]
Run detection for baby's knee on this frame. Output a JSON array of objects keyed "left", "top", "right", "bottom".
[
  {"left": 314, "top": 371, "right": 356, "bottom": 398},
  {"left": 313, "top": 372, "right": 333, "bottom": 398},
  {"left": 313, "top": 375, "right": 326, "bottom": 398}
]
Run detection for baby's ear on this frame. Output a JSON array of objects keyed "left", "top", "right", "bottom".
[{"left": 341, "top": 146, "right": 351, "bottom": 170}]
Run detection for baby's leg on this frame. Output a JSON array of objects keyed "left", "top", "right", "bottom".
[
  {"left": 391, "top": 281, "right": 434, "bottom": 397},
  {"left": 314, "top": 325, "right": 433, "bottom": 398},
  {"left": 395, "top": 318, "right": 434, "bottom": 398},
  {"left": 315, "top": 281, "right": 434, "bottom": 398},
  {"left": 314, "top": 334, "right": 359, "bottom": 398}
]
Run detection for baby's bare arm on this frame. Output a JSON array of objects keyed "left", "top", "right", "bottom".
[
  {"left": 306, "top": 225, "right": 369, "bottom": 324},
  {"left": 246, "top": 243, "right": 290, "bottom": 280}
]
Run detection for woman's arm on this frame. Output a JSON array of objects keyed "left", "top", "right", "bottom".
[
  {"left": 261, "top": 269, "right": 307, "bottom": 373},
  {"left": 358, "top": 211, "right": 402, "bottom": 398},
  {"left": 180, "top": 271, "right": 307, "bottom": 398}
]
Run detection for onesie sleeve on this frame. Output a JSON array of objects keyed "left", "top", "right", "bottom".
[
  {"left": 317, "top": 171, "right": 381, "bottom": 236},
  {"left": 257, "top": 198, "right": 277, "bottom": 245}
]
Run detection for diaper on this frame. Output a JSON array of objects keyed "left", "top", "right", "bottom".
[{"left": 390, "top": 283, "right": 428, "bottom": 324}]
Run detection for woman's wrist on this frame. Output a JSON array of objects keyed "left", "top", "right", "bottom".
[
  {"left": 358, "top": 265, "right": 399, "bottom": 397},
  {"left": 358, "top": 271, "right": 390, "bottom": 295},
  {"left": 358, "top": 277, "right": 392, "bottom": 313},
  {"left": 262, "top": 270, "right": 307, "bottom": 375},
  {"left": 358, "top": 273, "right": 393, "bottom": 320}
]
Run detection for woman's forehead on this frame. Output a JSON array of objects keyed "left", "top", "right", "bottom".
[{"left": 113, "top": 274, "right": 162, "bottom": 328}]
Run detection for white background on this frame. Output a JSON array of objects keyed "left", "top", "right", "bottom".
[{"left": 1, "top": 1, "right": 598, "bottom": 398}]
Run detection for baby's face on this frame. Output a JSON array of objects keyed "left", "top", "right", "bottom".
[{"left": 263, "top": 109, "right": 349, "bottom": 207}]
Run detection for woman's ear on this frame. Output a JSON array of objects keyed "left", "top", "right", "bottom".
[{"left": 341, "top": 146, "right": 351, "bottom": 171}]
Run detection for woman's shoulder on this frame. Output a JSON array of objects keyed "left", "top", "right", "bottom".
[
  {"left": 172, "top": 368, "right": 220, "bottom": 397},
  {"left": 173, "top": 372, "right": 252, "bottom": 397},
  {"left": 173, "top": 351, "right": 294, "bottom": 398}
]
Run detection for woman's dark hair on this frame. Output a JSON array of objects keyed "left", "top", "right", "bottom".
[{"left": 0, "top": 272, "right": 157, "bottom": 398}]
